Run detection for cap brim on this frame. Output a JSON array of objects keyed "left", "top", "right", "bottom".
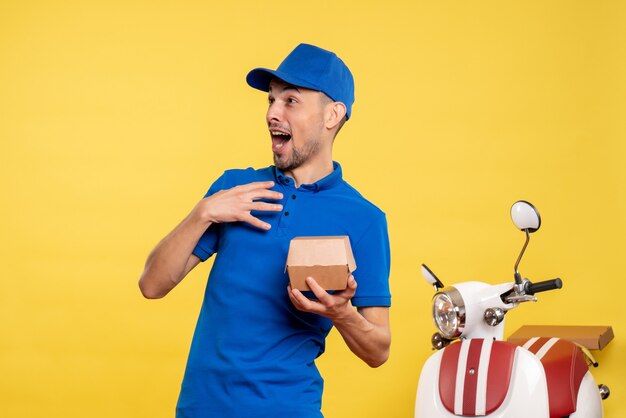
[{"left": 246, "top": 68, "right": 323, "bottom": 93}]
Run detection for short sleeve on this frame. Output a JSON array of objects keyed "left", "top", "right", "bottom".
[
  {"left": 192, "top": 173, "right": 227, "bottom": 261},
  {"left": 350, "top": 213, "right": 391, "bottom": 307}
]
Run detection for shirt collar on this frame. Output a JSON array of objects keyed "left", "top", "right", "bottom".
[{"left": 273, "top": 161, "right": 343, "bottom": 192}]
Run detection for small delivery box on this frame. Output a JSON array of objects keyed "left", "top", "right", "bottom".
[{"left": 286, "top": 236, "right": 357, "bottom": 291}]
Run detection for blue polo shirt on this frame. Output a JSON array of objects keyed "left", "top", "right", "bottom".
[{"left": 176, "top": 162, "right": 391, "bottom": 418}]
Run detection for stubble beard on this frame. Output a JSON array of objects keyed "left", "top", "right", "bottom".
[{"left": 274, "top": 137, "right": 321, "bottom": 172}]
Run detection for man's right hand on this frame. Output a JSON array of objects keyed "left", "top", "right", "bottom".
[
  {"left": 139, "top": 181, "right": 283, "bottom": 298},
  {"left": 193, "top": 181, "right": 283, "bottom": 230}
]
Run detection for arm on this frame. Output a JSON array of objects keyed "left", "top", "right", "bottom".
[
  {"left": 139, "top": 181, "right": 283, "bottom": 299},
  {"left": 138, "top": 212, "right": 208, "bottom": 299},
  {"left": 288, "top": 276, "right": 391, "bottom": 368}
]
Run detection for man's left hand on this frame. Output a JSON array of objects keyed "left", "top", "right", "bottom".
[{"left": 287, "top": 275, "right": 357, "bottom": 321}]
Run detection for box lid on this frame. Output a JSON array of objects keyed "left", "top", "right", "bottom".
[{"left": 285, "top": 236, "right": 356, "bottom": 271}]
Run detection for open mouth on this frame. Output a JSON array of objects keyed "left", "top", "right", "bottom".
[{"left": 270, "top": 130, "right": 292, "bottom": 151}]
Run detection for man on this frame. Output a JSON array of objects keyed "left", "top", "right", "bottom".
[{"left": 139, "top": 43, "right": 391, "bottom": 418}]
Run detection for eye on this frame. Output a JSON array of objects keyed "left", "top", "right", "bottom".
[
  {"left": 268, "top": 96, "right": 275, "bottom": 105},
  {"left": 287, "top": 97, "right": 298, "bottom": 104}
]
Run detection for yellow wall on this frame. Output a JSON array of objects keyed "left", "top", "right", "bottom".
[{"left": 1, "top": 1, "right": 624, "bottom": 416}]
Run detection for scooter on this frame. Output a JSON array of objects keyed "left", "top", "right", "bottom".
[{"left": 414, "top": 201, "right": 610, "bottom": 418}]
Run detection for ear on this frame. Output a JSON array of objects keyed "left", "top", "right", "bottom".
[{"left": 325, "top": 101, "right": 347, "bottom": 130}]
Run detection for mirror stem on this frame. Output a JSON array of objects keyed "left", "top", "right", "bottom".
[{"left": 514, "top": 229, "right": 531, "bottom": 284}]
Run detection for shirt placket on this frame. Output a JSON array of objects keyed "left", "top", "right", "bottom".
[{"left": 277, "top": 178, "right": 298, "bottom": 234}]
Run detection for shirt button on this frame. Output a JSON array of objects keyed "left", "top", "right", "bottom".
[
  {"left": 285, "top": 212, "right": 290, "bottom": 216},
  {"left": 291, "top": 194, "right": 296, "bottom": 200}
]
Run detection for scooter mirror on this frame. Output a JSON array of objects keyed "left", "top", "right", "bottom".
[
  {"left": 421, "top": 264, "right": 444, "bottom": 289},
  {"left": 510, "top": 200, "right": 541, "bottom": 233}
]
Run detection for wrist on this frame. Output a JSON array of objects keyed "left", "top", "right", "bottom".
[
  {"left": 332, "top": 305, "right": 360, "bottom": 327},
  {"left": 192, "top": 199, "right": 218, "bottom": 226}
]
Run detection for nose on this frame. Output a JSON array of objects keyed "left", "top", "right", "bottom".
[{"left": 266, "top": 101, "right": 283, "bottom": 124}]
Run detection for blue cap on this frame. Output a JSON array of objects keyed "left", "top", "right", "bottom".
[{"left": 246, "top": 43, "right": 355, "bottom": 119}]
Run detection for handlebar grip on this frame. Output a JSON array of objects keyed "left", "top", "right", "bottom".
[{"left": 526, "top": 278, "right": 563, "bottom": 295}]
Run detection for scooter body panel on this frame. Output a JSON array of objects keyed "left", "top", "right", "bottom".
[
  {"left": 415, "top": 342, "right": 550, "bottom": 418},
  {"left": 569, "top": 371, "right": 603, "bottom": 418},
  {"left": 519, "top": 337, "right": 599, "bottom": 417}
]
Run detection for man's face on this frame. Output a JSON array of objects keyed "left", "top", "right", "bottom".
[{"left": 266, "top": 78, "right": 327, "bottom": 172}]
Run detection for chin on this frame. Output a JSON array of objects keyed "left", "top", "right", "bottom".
[
  {"left": 274, "top": 157, "right": 299, "bottom": 172},
  {"left": 273, "top": 155, "right": 288, "bottom": 170}
]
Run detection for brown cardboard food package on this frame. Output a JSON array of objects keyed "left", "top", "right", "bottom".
[
  {"left": 507, "top": 325, "right": 614, "bottom": 350},
  {"left": 286, "top": 236, "right": 356, "bottom": 291}
]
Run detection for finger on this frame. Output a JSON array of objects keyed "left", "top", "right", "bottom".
[
  {"left": 247, "top": 189, "right": 284, "bottom": 202},
  {"left": 247, "top": 202, "right": 283, "bottom": 212},
  {"left": 242, "top": 213, "right": 271, "bottom": 230},
  {"left": 327, "top": 275, "right": 357, "bottom": 298},
  {"left": 289, "top": 287, "right": 324, "bottom": 312},
  {"left": 237, "top": 182, "right": 280, "bottom": 199},
  {"left": 287, "top": 286, "right": 304, "bottom": 308},
  {"left": 305, "top": 277, "right": 333, "bottom": 305},
  {"left": 236, "top": 181, "right": 276, "bottom": 192},
  {"left": 347, "top": 275, "right": 357, "bottom": 290},
  {"left": 288, "top": 286, "right": 307, "bottom": 309}
]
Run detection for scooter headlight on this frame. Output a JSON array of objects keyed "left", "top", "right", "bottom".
[{"left": 432, "top": 287, "right": 466, "bottom": 339}]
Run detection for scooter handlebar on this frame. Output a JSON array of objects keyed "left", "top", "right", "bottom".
[{"left": 526, "top": 278, "right": 563, "bottom": 295}]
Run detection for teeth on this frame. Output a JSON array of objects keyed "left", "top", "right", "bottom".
[{"left": 271, "top": 131, "right": 290, "bottom": 137}]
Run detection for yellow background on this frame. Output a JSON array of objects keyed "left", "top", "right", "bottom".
[{"left": 1, "top": 1, "right": 624, "bottom": 417}]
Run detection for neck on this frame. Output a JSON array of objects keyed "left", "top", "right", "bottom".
[{"left": 283, "top": 158, "right": 334, "bottom": 187}]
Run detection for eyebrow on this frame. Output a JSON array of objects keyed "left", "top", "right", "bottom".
[{"left": 268, "top": 83, "right": 301, "bottom": 94}]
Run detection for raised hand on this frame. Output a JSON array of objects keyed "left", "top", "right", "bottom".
[{"left": 194, "top": 181, "right": 283, "bottom": 230}]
